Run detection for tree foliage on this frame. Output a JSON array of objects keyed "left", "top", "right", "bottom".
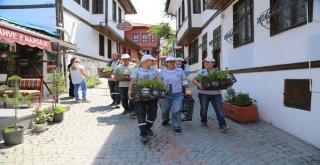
[
  {"left": 149, "top": 23, "right": 176, "bottom": 43},
  {"left": 160, "top": 44, "right": 173, "bottom": 56}
]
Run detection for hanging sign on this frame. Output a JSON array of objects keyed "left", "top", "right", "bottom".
[
  {"left": 116, "top": 21, "right": 133, "bottom": 31},
  {"left": 0, "top": 27, "right": 52, "bottom": 52}
]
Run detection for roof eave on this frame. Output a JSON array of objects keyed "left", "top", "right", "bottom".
[{"left": 118, "top": 0, "right": 137, "bottom": 14}]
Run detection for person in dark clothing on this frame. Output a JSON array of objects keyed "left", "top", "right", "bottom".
[
  {"left": 67, "top": 57, "right": 76, "bottom": 98},
  {"left": 108, "top": 53, "right": 121, "bottom": 108}
]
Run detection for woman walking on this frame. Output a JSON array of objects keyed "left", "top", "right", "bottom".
[
  {"left": 70, "top": 58, "right": 89, "bottom": 102},
  {"left": 129, "top": 54, "right": 160, "bottom": 143},
  {"left": 192, "top": 57, "right": 228, "bottom": 131},
  {"left": 159, "top": 56, "right": 189, "bottom": 134}
]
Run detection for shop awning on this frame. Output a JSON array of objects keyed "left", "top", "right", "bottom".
[
  {"left": 0, "top": 16, "right": 77, "bottom": 51},
  {"left": 0, "top": 26, "right": 52, "bottom": 52},
  {"left": 0, "top": 15, "right": 60, "bottom": 37}
]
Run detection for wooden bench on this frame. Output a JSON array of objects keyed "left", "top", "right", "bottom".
[{"left": 2, "top": 76, "right": 43, "bottom": 108}]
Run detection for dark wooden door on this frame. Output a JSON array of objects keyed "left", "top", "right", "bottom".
[{"left": 213, "top": 49, "right": 221, "bottom": 70}]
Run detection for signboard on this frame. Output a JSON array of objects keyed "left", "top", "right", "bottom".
[
  {"left": 0, "top": 27, "right": 52, "bottom": 52},
  {"left": 116, "top": 21, "right": 133, "bottom": 31}
]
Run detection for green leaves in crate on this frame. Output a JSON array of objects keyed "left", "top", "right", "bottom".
[
  {"left": 136, "top": 80, "right": 165, "bottom": 90},
  {"left": 196, "top": 69, "right": 229, "bottom": 83},
  {"left": 103, "top": 66, "right": 113, "bottom": 72}
]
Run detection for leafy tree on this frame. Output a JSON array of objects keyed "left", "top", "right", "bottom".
[
  {"left": 149, "top": 23, "right": 176, "bottom": 56},
  {"left": 160, "top": 44, "right": 173, "bottom": 56},
  {"left": 149, "top": 22, "right": 176, "bottom": 43}
]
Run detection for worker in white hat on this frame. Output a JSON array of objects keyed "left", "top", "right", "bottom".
[
  {"left": 128, "top": 54, "right": 160, "bottom": 143},
  {"left": 114, "top": 54, "right": 137, "bottom": 116},
  {"left": 175, "top": 57, "right": 191, "bottom": 77},
  {"left": 191, "top": 56, "right": 229, "bottom": 132},
  {"left": 159, "top": 56, "right": 189, "bottom": 134}
]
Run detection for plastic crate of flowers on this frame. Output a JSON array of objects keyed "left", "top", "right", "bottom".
[
  {"left": 98, "top": 66, "right": 113, "bottom": 78},
  {"left": 131, "top": 80, "right": 172, "bottom": 101},
  {"left": 113, "top": 63, "right": 137, "bottom": 81},
  {"left": 195, "top": 69, "right": 237, "bottom": 90}
]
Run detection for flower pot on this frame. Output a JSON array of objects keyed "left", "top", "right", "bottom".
[
  {"left": 33, "top": 122, "right": 48, "bottom": 132},
  {"left": 222, "top": 101, "right": 259, "bottom": 123},
  {"left": 53, "top": 112, "right": 64, "bottom": 122},
  {"left": 2, "top": 126, "right": 24, "bottom": 146}
]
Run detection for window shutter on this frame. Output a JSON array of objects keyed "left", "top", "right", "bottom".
[{"left": 284, "top": 79, "right": 311, "bottom": 111}]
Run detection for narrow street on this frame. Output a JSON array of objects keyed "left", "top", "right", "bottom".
[{"left": 0, "top": 80, "right": 319, "bottom": 165}]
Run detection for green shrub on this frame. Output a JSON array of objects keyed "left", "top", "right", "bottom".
[
  {"left": 87, "top": 76, "right": 99, "bottom": 88},
  {"left": 225, "top": 89, "right": 256, "bottom": 107},
  {"left": 3, "top": 127, "right": 15, "bottom": 133},
  {"left": 53, "top": 106, "right": 67, "bottom": 114},
  {"left": 33, "top": 107, "right": 53, "bottom": 124}
]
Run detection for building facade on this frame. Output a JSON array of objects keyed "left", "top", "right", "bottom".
[
  {"left": 0, "top": 0, "right": 140, "bottom": 77},
  {"left": 167, "top": 0, "right": 320, "bottom": 148},
  {"left": 125, "top": 23, "right": 160, "bottom": 61}
]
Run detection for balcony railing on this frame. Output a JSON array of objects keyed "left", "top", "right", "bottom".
[{"left": 257, "top": 1, "right": 293, "bottom": 29}]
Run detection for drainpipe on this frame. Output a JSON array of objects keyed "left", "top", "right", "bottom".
[{"left": 306, "top": 0, "right": 320, "bottom": 93}]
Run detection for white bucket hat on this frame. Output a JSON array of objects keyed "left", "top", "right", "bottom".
[
  {"left": 141, "top": 54, "right": 157, "bottom": 62},
  {"left": 121, "top": 54, "right": 130, "bottom": 59},
  {"left": 175, "top": 57, "right": 184, "bottom": 61},
  {"left": 165, "top": 56, "right": 176, "bottom": 62},
  {"left": 203, "top": 56, "right": 215, "bottom": 62}
]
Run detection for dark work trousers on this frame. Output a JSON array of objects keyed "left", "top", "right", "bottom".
[
  {"left": 68, "top": 74, "right": 74, "bottom": 97},
  {"left": 108, "top": 80, "right": 120, "bottom": 104},
  {"left": 119, "top": 87, "right": 134, "bottom": 112},
  {"left": 134, "top": 100, "right": 158, "bottom": 136}
]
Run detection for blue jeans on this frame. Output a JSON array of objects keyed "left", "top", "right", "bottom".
[
  {"left": 74, "top": 80, "right": 87, "bottom": 100},
  {"left": 160, "top": 92, "right": 184, "bottom": 129},
  {"left": 198, "top": 93, "right": 227, "bottom": 129}
]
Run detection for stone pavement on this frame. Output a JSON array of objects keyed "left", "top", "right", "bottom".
[{"left": 0, "top": 79, "right": 319, "bottom": 165}]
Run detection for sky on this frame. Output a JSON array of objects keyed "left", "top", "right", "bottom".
[{"left": 125, "top": 0, "right": 176, "bottom": 28}]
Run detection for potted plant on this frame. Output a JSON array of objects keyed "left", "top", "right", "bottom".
[
  {"left": 113, "top": 63, "right": 137, "bottom": 81},
  {"left": 133, "top": 80, "right": 169, "bottom": 100},
  {"left": 195, "top": 69, "right": 236, "bottom": 90},
  {"left": 33, "top": 107, "right": 53, "bottom": 132},
  {"left": 50, "top": 69, "right": 68, "bottom": 121},
  {"left": 222, "top": 88, "right": 259, "bottom": 123},
  {"left": 99, "top": 66, "right": 113, "bottom": 78},
  {"left": 1, "top": 75, "right": 30, "bottom": 146},
  {"left": 52, "top": 106, "right": 67, "bottom": 122}
]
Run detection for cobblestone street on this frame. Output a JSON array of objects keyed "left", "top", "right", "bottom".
[{"left": 0, "top": 80, "right": 319, "bottom": 165}]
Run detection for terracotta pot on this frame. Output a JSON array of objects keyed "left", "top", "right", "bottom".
[{"left": 222, "top": 101, "right": 259, "bottom": 123}]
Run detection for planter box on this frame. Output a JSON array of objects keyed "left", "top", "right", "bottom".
[
  {"left": 131, "top": 89, "right": 167, "bottom": 101},
  {"left": 114, "top": 74, "right": 130, "bottom": 81},
  {"left": 200, "top": 73, "right": 237, "bottom": 90},
  {"left": 98, "top": 68, "right": 112, "bottom": 78},
  {"left": 130, "top": 84, "right": 172, "bottom": 101},
  {"left": 222, "top": 101, "right": 259, "bottom": 123}
]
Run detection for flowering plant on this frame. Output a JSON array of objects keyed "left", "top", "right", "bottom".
[
  {"left": 1, "top": 52, "right": 17, "bottom": 62},
  {"left": 33, "top": 106, "right": 53, "bottom": 124}
]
